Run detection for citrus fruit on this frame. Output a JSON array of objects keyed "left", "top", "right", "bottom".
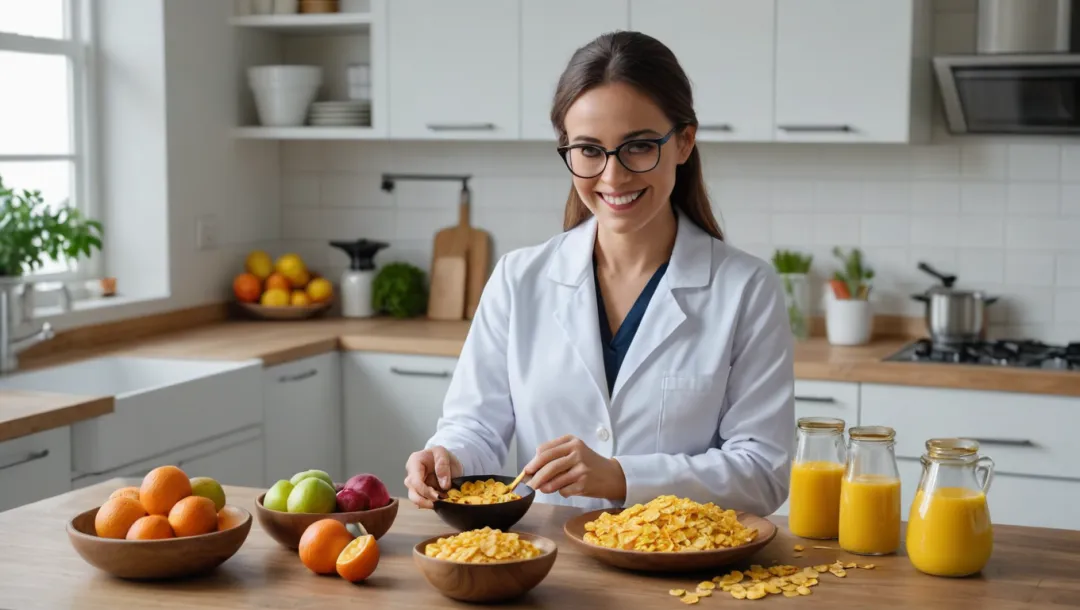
[
  {"left": 95, "top": 496, "right": 147, "bottom": 539},
  {"left": 275, "top": 253, "right": 308, "bottom": 287},
  {"left": 190, "top": 477, "right": 226, "bottom": 512},
  {"left": 245, "top": 250, "right": 274, "bottom": 280},
  {"left": 261, "top": 288, "right": 290, "bottom": 307},
  {"left": 336, "top": 534, "right": 379, "bottom": 582},
  {"left": 289, "top": 268, "right": 311, "bottom": 289},
  {"left": 290, "top": 290, "right": 311, "bottom": 306},
  {"left": 217, "top": 505, "right": 247, "bottom": 531},
  {"left": 306, "top": 278, "right": 333, "bottom": 303},
  {"left": 265, "top": 272, "right": 291, "bottom": 293},
  {"left": 168, "top": 496, "right": 218, "bottom": 537},
  {"left": 109, "top": 486, "right": 140, "bottom": 503},
  {"left": 299, "top": 519, "right": 354, "bottom": 575},
  {"left": 126, "top": 515, "right": 175, "bottom": 540},
  {"left": 263, "top": 479, "right": 294, "bottom": 512},
  {"left": 140, "top": 465, "right": 192, "bottom": 515},
  {"left": 233, "top": 273, "right": 262, "bottom": 303},
  {"left": 287, "top": 478, "right": 337, "bottom": 514}
]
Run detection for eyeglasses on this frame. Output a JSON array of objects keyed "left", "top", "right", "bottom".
[{"left": 557, "top": 125, "right": 681, "bottom": 179}]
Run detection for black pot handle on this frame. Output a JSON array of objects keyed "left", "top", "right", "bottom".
[
  {"left": 911, "top": 294, "right": 929, "bottom": 303},
  {"left": 917, "top": 262, "right": 957, "bottom": 288},
  {"left": 983, "top": 296, "right": 1000, "bottom": 305}
]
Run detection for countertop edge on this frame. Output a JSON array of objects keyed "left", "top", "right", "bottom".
[{"left": 0, "top": 393, "right": 114, "bottom": 443}]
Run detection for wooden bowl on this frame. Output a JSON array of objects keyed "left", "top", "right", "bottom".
[
  {"left": 563, "top": 508, "right": 777, "bottom": 573},
  {"left": 236, "top": 301, "right": 330, "bottom": 321},
  {"left": 432, "top": 475, "right": 535, "bottom": 532},
  {"left": 67, "top": 505, "right": 252, "bottom": 580},
  {"left": 254, "top": 493, "right": 398, "bottom": 550},
  {"left": 413, "top": 532, "right": 557, "bottom": 603}
]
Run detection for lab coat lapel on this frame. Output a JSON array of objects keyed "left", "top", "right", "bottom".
[
  {"left": 610, "top": 212, "right": 713, "bottom": 402},
  {"left": 548, "top": 217, "right": 610, "bottom": 405}
]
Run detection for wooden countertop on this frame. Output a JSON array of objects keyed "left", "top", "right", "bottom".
[
  {"left": 0, "top": 390, "right": 113, "bottom": 443},
  {"left": 1, "top": 479, "right": 1077, "bottom": 609}
]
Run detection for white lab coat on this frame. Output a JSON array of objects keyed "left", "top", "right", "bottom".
[{"left": 425, "top": 210, "right": 795, "bottom": 515}]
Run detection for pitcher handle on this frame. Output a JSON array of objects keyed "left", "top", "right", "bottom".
[{"left": 976, "top": 456, "right": 995, "bottom": 494}]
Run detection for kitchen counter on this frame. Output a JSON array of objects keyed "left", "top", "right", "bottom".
[
  {"left": 0, "top": 390, "right": 113, "bottom": 443},
  {"left": 1, "top": 479, "right": 1078, "bottom": 609}
]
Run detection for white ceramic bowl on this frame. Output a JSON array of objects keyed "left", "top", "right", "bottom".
[
  {"left": 251, "top": 85, "right": 320, "bottom": 126},
  {"left": 247, "top": 65, "right": 322, "bottom": 89}
]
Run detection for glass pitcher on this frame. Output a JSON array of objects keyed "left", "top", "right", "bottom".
[
  {"left": 906, "top": 438, "right": 995, "bottom": 577},
  {"left": 788, "top": 417, "right": 846, "bottom": 539},
  {"left": 838, "top": 426, "right": 902, "bottom": 555}
]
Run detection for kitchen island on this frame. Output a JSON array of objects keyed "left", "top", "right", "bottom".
[{"left": 1, "top": 480, "right": 1078, "bottom": 609}]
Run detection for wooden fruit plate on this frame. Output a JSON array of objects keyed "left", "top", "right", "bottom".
[
  {"left": 563, "top": 508, "right": 777, "bottom": 573},
  {"left": 236, "top": 301, "right": 330, "bottom": 321}
]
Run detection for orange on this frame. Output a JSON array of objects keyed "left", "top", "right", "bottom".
[
  {"left": 168, "top": 496, "right": 218, "bottom": 537},
  {"left": 289, "top": 268, "right": 311, "bottom": 289},
  {"left": 265, "top": 272, "right": 291, "bottom": 293},
  {"left": 290, "top": 290, "right": 311, "bottom": 307},
  {"left": 126, "top": 515, "right": 175, "bottom": 540},
  {"left": 95, "top": 496, "right": 147, "bottom": 539},
  {"left": 109, "top": 486, "right": 141, "bottom": 503},
  {"left": 233, "top": 273, "right": 262, "bottom": 303},
  {"left": 299, "top": 519, "right": 354, "bottom": 575},
  {"left": 306, "top": 278, "right": 333, "bottom": 304},
  {"left": 336, "top": 535, "right": 379, "bottom": 582},
  {"left": 217, "top": 505, "right": 247, "bottom": 531},
  {"left": 140, "top": 465, "right": 192, "bottom": 515},
  {"left": 260, "top": 288, "right": 290, "bottom": 307}
]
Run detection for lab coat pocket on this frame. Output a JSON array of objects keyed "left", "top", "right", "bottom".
[{"left": 658, "top": 371, "right": 729, "bottom": 453}]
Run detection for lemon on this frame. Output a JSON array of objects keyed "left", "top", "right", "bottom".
[
  {"left": 245, "top": 250, "right": 273, "bottom": 280},
  {"left": 290, "top": 290, "right": 311, "bottom": 306},
  {"left": 275, "top": 253, "right": 308, "bottom": 287},
  {"left": 306, "top": 277, "right": 334, "bottom": 303},
  {"left": 261, "top": 288, "right": 290, "bottom": 307}
]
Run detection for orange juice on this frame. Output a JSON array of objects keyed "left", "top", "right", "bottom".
[
  {"left": 788, "top": 461, "right": 845, "bottom": 539},
  {"left": 838, "top": 474, "right": 901, "bottom": 555},
  {"left": 906, "top": 487, "right": 993, "bottom": 577}
]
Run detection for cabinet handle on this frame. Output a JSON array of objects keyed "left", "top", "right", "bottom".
[
  {"left": 698, "top": 123, "right": 733, "bottom": 132},
  {"left": 426, "top": 122, "right": 496, "bottom": 131},
  {"left": 278, "top": 369, "right": 318, "bottom": 383},
  {"left": 778, "top": 124, "right": 854, "bottom": 133},
  {"left": 390, "top": 367, "right": 451, "bottom": 379},
  {"left": 970, "top": 438, "right": 1036, "bottom": 448},
  {"left": 794, "top": 396, "right": 838, "bottom": 404},
  {"left": 0, "top": 449, "right": 49, "bottom": 472}
]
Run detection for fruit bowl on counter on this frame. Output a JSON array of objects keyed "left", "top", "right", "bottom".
[{"left": 232, "top": 250, "right": 334, "bottom": 320}]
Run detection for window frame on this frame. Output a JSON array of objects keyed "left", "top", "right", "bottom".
[{"left": 0, "top": 0, "right": 99, "bottom": 281}]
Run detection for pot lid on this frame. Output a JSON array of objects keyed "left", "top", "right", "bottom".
[{"left": 924, "top": 285, "right": 993, "bottom": 299}]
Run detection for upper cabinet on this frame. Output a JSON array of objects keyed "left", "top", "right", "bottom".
[
  {"left": 774, "top": 0, "right": 932, "bottom": 143},
  {"left": 387, "top": 0, "right": 521, "bottom": 140},
  {"left": 521, "top": 0, "right": 629, "bottom": 141},
  {"left": 631, "top": 0, "right": 776, "bottom": 142}
]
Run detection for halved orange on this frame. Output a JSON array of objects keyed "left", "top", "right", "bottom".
[{"left": 336, "top": 535, "right": 379, "bottom": 583}]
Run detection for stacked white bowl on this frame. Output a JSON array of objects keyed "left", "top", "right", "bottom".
[{"left": 248, "top": 65, "right": 322, "bottom": 127}]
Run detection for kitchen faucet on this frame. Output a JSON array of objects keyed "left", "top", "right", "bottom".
[{"left": 0, "top": 286, "right": 55, "bottom": 374}]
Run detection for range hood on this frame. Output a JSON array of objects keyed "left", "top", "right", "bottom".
[{"left": 933, "top": 0, "right": 1080, "bottom": 135}]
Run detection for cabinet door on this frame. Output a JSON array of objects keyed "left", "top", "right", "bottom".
[
  {"left": 344, "top": 353, "right": 458, "bottom": 498},
  {"left": 263, "top": 353, "right": 343, "bottom": 483},
  {"left": 388, "top": 0, "right": 520, "bottom": 139},
  {"left": 178, "top": 432, "right": 265, "bottom": 489},
  {"left": 0, "top": 427, "right": 71, "bottom": 512},
  {"left": 521, "top": 0, "right": 629, "bottom": 141},
  {"left": 775, "top": 0, "right": 920, "bottom": 142},
  {"left": 631, "top": 0, "right": 775, "bottom": 142}
]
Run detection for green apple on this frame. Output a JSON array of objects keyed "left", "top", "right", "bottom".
[
  {"left": 190, "top": 476, "right": 227, "bottom": 512},
  {"left": 289, "top": 469, "right": 334, "bottom": 488},
  {"left": 263, "top": 479, "right": 294, "bottom": 512},
  {"left": 287, "top": 478, "right": 336, "bottom": 514}
]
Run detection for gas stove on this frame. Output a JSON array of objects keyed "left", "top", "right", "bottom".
[{"left": 885, "top": 339, "right": 1080, "bottom": 370}]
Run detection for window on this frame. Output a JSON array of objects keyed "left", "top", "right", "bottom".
[{"left": 0, "top": 0, "right": 95, "bottom": 278}]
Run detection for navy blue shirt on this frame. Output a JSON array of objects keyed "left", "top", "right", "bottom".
[{"left": 593, "top": 258, "right": 670, "bottom": 396}]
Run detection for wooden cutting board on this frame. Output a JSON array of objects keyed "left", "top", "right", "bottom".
[
  {"left": 465, "top": 225, "right": 490, "bottom": 320},
  {"left": 427, "top": 256, "right": 467, "bottom": 320},
  {"left": 427, "top": 188, "right": 490, "bottom": 321}
]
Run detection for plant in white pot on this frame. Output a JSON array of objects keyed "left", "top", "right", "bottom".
[
  {"left": 825, "top": 247, "right": 875, "bottom": 346},
  {"left": 771, "top": 249, "right": 813, "bottom": 341}
]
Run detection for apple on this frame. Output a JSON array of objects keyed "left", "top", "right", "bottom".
[
  {"left": 334, "top": 482, "right": 344, "bottom": 493},
  {"left": 287, "top": 478, "right": 337, "bottom": 514},
  {"left": 343, "top": 473, "right": 391, "bottom": 509},
  {"left": 264, "top": 479, "right": 294, "bottom": 512},
  {"left": 289, "top": 469, "right": 334, "bottom": 488},
  {"left": 336, "top": 488, "right": 366, "bottom": 512}
]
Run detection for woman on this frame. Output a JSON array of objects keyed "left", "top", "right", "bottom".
[{"left": 404, "top": 31, "right": 794, "bottom": 515}]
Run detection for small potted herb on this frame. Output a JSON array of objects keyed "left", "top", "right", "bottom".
[
  {"left": 771, "top": 249, "right": 813, "bottom": 340},
  {"left": 825, "top": 247, "right": 875, "bottom": 346}
]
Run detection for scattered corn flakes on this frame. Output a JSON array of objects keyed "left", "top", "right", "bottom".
[
  {"left": 730, "top": 588, "right": 747, "bottom": 600},
  {"left": 797, "top": 585, "right": 812, "bottom": 596},
  {"left": 813, "top": 564, "right": 829, "bottom": 573},
  {"left": 680, "top": 594, "right": 700, "bottom": 605},
  {"left": 441, "top": 479, "right": 521, "bottom": 505},
  {"left": 844, "top": 561, "right": 857, "bottom": 569},
  {"left": 746, "top": 584, "right": 767, "bottom": 600},
  {"left": 669, "top": 589, "right": 686, "bottom": 597},
  {"left": 783, "top": 590, "right": 799, "bottom": 598},
  {"left": 423, "top": 527, "right": 541, "bottom": 563},
  {"left": 668, "top": 558, "right": 880, "bottom": 603},
  {"left": 793, "top": 544, "right": 804, "bottom": 552},
  {"left": 763, "top": 582, "right": 782, "bottom": 595},
  {"left": 694, "top": 589, "right": 712, "bottom": 598},
  {"left": 697, "top": 581, "right": 715, "bottom": 590},
  {"left": 812, "top": 545, "right": 836, "bottom": 550},
  {"left": 861, "top": 564, "right": 875, "bottom": 570},
  {"left": 582, "top": 495, "right": 757, "bottom": 552}
]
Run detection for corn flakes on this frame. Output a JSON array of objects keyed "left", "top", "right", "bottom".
[
  {"left": 424, "top": 527, "right": 541, "bottom": 563},
  {"left": 582, "top": 495, "right": 757, "bottom": 553},
  {"left": 441, "top": 479, "right": 521, "bottom": 505}
]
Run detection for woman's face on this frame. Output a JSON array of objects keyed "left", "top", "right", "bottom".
[{"left": 562, "top": 81, "right": 696, "bottom": 236}]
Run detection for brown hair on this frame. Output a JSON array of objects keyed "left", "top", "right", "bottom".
[{"left": 550, "top": 30, "right": 723, "bottom": 240}]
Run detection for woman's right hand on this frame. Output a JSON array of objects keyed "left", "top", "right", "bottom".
[{"left": 404, "top": 445, "right": 463, "bottom": 509}]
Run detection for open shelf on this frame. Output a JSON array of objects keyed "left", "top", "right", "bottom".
[
  {"left": 230, "top": 13, "right": 372, "bottom": 35},
  {"left": 233, "top": 126, "right": 382, "bottom": 140}
]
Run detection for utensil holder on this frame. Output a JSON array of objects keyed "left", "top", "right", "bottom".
[
  {"left": 825, "top": 294, "right": 873, "bottom": 346},
  {"left": 779, "top": 273, "right": 811, "bottom": 341}
]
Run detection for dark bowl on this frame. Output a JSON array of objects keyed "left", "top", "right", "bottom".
[
  {"left": 254, "top": 493, "right": 398, "bottom": 550},
  {"left": 432, "top": 475, "right": 535, "bottom": 532}
]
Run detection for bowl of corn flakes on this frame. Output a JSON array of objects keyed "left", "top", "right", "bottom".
[
  {"left": 562, "top": 495, "right": 777, "bottom": 572},
  {"left": 433, "top": 475, "right": 535, "bottom": 532},
  {"left": 413, "top": 527, "right": 557, "bottom": 602}
]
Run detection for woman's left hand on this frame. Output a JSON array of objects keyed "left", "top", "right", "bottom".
[{"left": 523, "top": 434, "right": 626, "bottom": 503}]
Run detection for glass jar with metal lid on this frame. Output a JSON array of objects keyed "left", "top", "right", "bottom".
[
  {"left": 838, "top": 426, "right": 902, "bottom": 555},
  {"left": 788, "top": 417, "right": 847, "bottom": 539}
]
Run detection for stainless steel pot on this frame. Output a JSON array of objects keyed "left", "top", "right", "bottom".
[{"left": 911, "top": 263, "right": 999, "bottom": 344}]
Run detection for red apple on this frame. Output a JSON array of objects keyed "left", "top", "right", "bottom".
[
  {"left": 344, "top": 473, "right": 391, "bottom": 509},
  {"left": 336, "top": 488, "right": 367, "bottom": 512}
]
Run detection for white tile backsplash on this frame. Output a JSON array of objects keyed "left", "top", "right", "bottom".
[
  {"left": 1061, "top": 184, "right": 1080, "bottom": 215},
  {"left": 957, "top": 250, "right": 1005, "bottom": 284},
  {"left": 960, "top": 183, "right": 1007, "bottom": 214},
  {"left": 910, "top": 182, "right": 960, "bottom": 214},
  {"left": 1055, "top": 290, "right": 1080, "bottom": 324},
  {"left": 1007, "top": 183, "right": 1060, "bottom": 216},
  {"left": 282, "top": 173, "right": 320, "bottom": 207},
  {"left": 911, "top": 214, "right": 960, "bottom": 246},
  {"left": 961, "top": 145, "right": 1007, "bottom": 180},
  {"left": 1057, "top": 255, "right": 1080, "bottom": 288},
  {"left": 1062, "top": 146, "right": 1080, "bottom": 183},
  {"left": 770, "top": 181, "right": 815, "bottom": 212},
  {"left": 1008, "top": 144, "right": 1061, "bottom": 181},
  {"left": 814, "top": 214, "right": 861, "bottom": 247},
  {"left": 771, "top": 213, "right": 814, "bottom": 246},
  {"left": 958, "top": 216, "right": 1004, "bottom": 248},
  {"left": 861, "top": 215, "right": 910, "bottom": 248},
  {"left": 1006, "top": 253, "right": 1056, "bottom": 287}
]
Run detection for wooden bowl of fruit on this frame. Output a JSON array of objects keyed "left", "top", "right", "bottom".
[
  {"left": 66, "top": 466, "right": 252, "bottom": 580},
  {"left": 254, "top": 471, "right": 398, "bottom": 550},
  {"left": 232, "top": 251, "right": 334, "bottom": 320}
]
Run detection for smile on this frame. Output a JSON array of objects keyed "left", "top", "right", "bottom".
[{"left": 597, "top": 189, "right": 645, "bottom": 208}]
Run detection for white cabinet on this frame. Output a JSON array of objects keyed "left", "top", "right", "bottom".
[
  {"left": 774, "top": 0, "right": 931, "bottom": 143},
  {"left": 631, "top": 0, "right": 776, "bottom": 142},
  {"left": 0, "top": 427, "right": 71, "bottom": 512},
  {"left": 263, "top": 352, "right": 343, "bottom": 483},
  {"left": 520, "top": 0, "right": 629, "bottom": 141},
  {"left": 177, "top": 430, "right": 266, "bottom": 488},
  {"left": 387, "top": 0, "right": 521, "bottom": 139}
]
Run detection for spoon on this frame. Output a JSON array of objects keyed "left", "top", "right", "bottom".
[{"left": 507, "top": 468, "right": 528, "bottom": 492}]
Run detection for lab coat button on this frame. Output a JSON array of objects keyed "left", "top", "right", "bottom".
[{"left": 596, "top": 426, "right": 610, "bottom": 442}]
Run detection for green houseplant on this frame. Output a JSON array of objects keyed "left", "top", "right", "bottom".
[
  {"left": 0, "top": 175, "right": 103, "bottom": 278},
  {"left": 771, "top": 249, "right": 813, "bottom": 340},
  {"left": 372, "top": 262, "right": 427, "bottom": 318}
]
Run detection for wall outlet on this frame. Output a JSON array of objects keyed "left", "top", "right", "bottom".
[{"left": 196, "top": 215, "right": 219, "bottom": 250}]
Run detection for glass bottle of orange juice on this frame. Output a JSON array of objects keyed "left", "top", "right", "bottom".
[
  {"left": 838, "top": 426, "right": 902, "bottom": 555},
  {"left": 907, "top": 438, "right": 995, "bottom": 577},
  {"left": 788, "top": 417, "right": 847, "bottom": 539}
]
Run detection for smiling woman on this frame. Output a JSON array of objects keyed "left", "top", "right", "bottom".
[{"left": 405, "top": 31, "right": 795, "bottom": 518}]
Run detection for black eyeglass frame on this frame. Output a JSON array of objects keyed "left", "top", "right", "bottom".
[{"left": 556, "top": 124, "right": 682, "bottom": 179}]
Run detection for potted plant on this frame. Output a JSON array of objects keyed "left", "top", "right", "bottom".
[
  {"left": 825, "top": 247, "right": 875, "bottom": 346},
  {"left": 771, "top": 249, "right": 813, "bottom": 341}
]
